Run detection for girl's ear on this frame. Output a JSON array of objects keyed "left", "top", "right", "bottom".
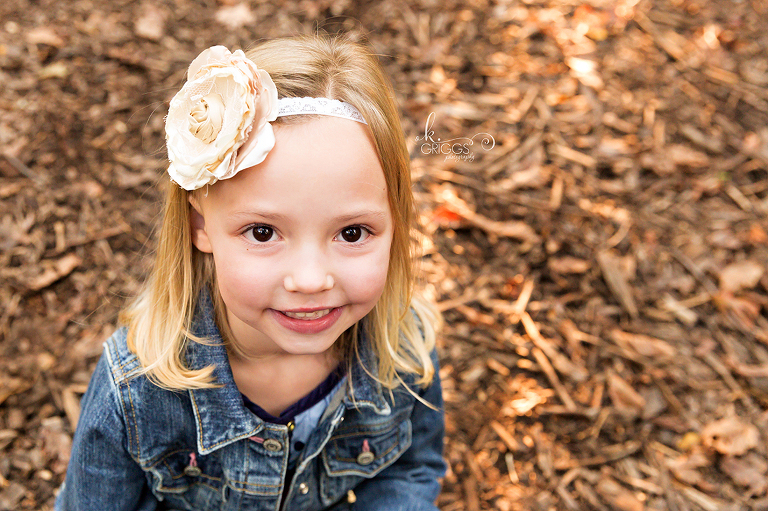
[{"left": 189, "top": 197, "right": 213, "bottom": 253}]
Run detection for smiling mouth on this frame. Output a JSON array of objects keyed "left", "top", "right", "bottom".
[{"left": 281, "top": 309, "right": 333, "bottom": 320}]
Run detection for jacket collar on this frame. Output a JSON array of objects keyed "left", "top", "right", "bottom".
[
  {"left": 185, "top": 290, "right": 262, "bottom": 455},
  {"left": 185, "top": 289, "right": 389, "bottom": 455},
  {"left": 344, "top": 327, "right": 391, "bottom": 415}
]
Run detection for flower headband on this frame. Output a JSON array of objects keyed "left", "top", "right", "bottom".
[{"left": 165, "top": 46, "right": 367, "bottom": 191}]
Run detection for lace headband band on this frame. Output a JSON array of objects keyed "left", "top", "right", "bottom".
[
  {"left": 276, "top": 97, "right": 367, "bottom": 125},
  {"left": 165, "top": 46, "right": 368, "bottom": 191}
]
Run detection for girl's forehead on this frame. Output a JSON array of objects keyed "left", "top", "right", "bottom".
[
  {"left": 272, "top": 116, "right": 377, "bottom": 152},
  {"left": 204, "top": 117, "right": 389, "bottom": 216}
]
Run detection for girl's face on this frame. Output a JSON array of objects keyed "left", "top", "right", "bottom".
[{"left": 190, "top": 117, "right": 393, "bottom": 358}]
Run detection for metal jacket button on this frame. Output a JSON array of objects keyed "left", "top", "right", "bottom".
[
  {"left": 183, "top": 465, "right": 202, "bottom": 477},
  {"left": 298, "top": 482, "right": 309, "bottom": 495},
  {"left": 356, "top": 451, "right": 375, "bottom": 465},
  {"left": 263, "top": 439, "right": 282, "bottom": 452}
]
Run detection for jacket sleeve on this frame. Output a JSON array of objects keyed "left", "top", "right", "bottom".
[
  {"left": 55, "top": 345, "right": 158, "bottom": 511},
  {"left": 336, "top": 349, "right": 446, "bottom": 511}
]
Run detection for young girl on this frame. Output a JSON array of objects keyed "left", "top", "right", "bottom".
[{"left": 56, "top": 36, "right": 445, "bottom": 511}]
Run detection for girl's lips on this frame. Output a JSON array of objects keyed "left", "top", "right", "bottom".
[{"left": 270, "top": 306, "right": 342, "bottom": 334}]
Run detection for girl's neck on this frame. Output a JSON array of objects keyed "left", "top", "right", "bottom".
[{"left": 227, "top": 347, "right": 340, "bottom": 417}]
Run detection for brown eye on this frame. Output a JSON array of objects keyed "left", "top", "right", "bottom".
[
  {"left": 340, "top": 226, "right": 363, "bottom": 242},
  {"left": 250, "top": 225, "right": 274, "bottom": 242}
]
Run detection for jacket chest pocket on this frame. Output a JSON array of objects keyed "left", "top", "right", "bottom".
[
  {"left": 147, "top": 450, "right": 225, "bottom": 509},
  {"left": 320, "top": 418, "right": 411, "bottom": 504}
]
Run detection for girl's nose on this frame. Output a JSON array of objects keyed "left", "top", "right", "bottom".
[
  {"left": 283, "top": 243, "right": 334, "bottom": 294},
  {"left": 283, "top": 271, "right": 334, "bottom": 294}
]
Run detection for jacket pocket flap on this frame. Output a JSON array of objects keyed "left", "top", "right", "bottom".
[
  {"left": 149, "top": 450, "right": 223, "bottom": 493},
  {"left": 322, "top": 419, "right": 412, "bottom": 478}
]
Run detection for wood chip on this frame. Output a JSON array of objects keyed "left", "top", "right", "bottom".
[
  {"left": 491, "top": 421, "right": 519, "bottom": 452},
  {"left": 596, "top": 476, "right": 644, "bottom": 511},
  {"left": 597, "top": 250, "right": 638, "bottom": 318},
  {"left": 610, "top": 329, "right": 676, "bottom": 360}
]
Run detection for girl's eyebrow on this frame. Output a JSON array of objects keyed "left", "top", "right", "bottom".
[
  {"left": 333, "top": 210, "right": 388, "bottom": 224},
  {"left": 228, "top": 210, "right": 288, "bottom": 222},
  {"left": 227, "top": 209, "right": 388, "bottom": 223}
]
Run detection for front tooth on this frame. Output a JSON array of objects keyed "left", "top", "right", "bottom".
[{"left": 285, "top": 309, "right": 330, "bottom": 320}]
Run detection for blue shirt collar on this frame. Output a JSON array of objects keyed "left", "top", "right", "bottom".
[{"left": 185, "top": 288, "right": 390, "bottom": 455}]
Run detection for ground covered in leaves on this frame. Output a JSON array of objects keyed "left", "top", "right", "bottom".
[{"left": 1, "top": 0, "right": 768, "bottom": 509}]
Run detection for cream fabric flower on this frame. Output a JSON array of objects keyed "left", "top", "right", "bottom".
[{"left": 165, "top": 46, "right": 278, "bottom": 190}]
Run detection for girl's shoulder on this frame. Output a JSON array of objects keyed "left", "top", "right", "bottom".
[
  {"left": 97, "top": 327, "right": 165, "bottom": 397},
  {"left": 100, "top": 326, "right": 144, "bottom": 383}
]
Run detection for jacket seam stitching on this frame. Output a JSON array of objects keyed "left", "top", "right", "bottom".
[
  {"left": 116, "top": 358, "right": 138, "bottom": 370},
  {"left": 156, "top": 480, "right": 222, "bottom": 493},
  {"left": 109, "top": 338, "right": 141, "bottom": 459},
  {"left": 228, "top": 479, "right": 281, "bottom": 488},
  {"left": 108, "top": 340, "right": 135, "bottom": 456}
]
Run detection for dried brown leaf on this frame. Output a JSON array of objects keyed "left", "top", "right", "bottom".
[
  {"left": 701, "top": 417, "right": 759, "bottom": 456},
  {"left": 719, "top": 260, "right": 765, "bottom": 293}
]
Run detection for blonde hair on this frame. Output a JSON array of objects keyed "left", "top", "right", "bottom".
[{"left": 121, "top": 35, "right": 440, "bottom": 392}]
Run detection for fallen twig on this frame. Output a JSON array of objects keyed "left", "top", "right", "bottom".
[
  {"left": 438, "top": 186, "right": 541, "bottom": 245},
  {"left": 522, "top": 312, "right": 588, "bottom": 383}
]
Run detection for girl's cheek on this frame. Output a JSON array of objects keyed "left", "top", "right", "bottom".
[
  {"left": 340, "top": 257, "right": 389, "bottom": 301},
  {"left": 216, "top": 254, "right": 275, "bottom": 291}
]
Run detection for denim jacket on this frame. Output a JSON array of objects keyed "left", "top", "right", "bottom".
[{"left": 55, "top": 293, "right": 445, "bottom": 511}]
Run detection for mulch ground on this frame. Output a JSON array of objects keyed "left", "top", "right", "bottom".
[{"left": 1, "top": 0, "right": 767, "bottom": 509}]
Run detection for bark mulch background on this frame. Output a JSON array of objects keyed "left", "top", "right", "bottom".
[{"left": 1, "top": 0, "right": 768, "bottom": 509}]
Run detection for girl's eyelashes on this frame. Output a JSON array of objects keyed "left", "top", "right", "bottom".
[
  {"left": 336, "top": 225, "right": 372, "bottom": 244},
  {"left": 241, "top": 224, "right": 372, "bottom": 244},
  {"left": 243, "top": 224, "right": 278, "bottom": 243}
]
